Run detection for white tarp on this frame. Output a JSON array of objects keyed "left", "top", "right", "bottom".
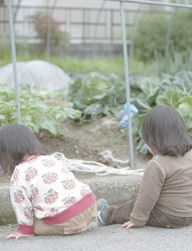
[{"left": 0, "top": 60, "right": 71, "bottom": 90}]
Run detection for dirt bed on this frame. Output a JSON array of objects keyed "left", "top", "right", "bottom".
[
  {"left": 39, "top": 118, "right": 149, "bottom": 167},
  {"left": 0, "top": 118, "right": 149, "bottom": 184}
]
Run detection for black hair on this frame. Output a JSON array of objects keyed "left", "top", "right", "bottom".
[
  {"left": 0, "top": 124, "right": 46, "bottom": 174},
  {"left": 142, "top": 105, "right": 192, "bottom": 156}
]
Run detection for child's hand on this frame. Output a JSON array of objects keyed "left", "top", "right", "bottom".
[
  {"left": 7, "top": 232, "right": 33, "bottom": 240},
  {"left": 122, "top": 220, "right": 136, "bottom": 229}
]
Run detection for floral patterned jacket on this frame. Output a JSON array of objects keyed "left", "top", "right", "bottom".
[{"left": 10, "top": 154, "right": 95, "bottom": 235}]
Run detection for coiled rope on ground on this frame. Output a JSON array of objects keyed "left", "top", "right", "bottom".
[{"left": 52, "top": 151, "right": 143, "bottom": 176}]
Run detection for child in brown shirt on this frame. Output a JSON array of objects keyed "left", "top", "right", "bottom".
[{"left": 98, "top": 105, "right": 192, "bottom": 229}]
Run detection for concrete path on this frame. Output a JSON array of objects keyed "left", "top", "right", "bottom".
[{"left": 0, "top": 224, "right": 192, "bottom": 251}]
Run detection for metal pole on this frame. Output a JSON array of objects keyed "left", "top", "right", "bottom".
[
  {"left": 92, "top": 0, "right": 106, "bottom": 58},
  {"left": 46, "top": 0, "right": 58, "bottom": 60},
  {"left": 46, "top": 0, "right": 51, "bottom": 60},
  {"left": 120, "top": 0, "right": 134, "bottom": 169},
  {"left": 109, "top": 0, "right": 192, "bottom": 9},
  {"left": 165, "top": 7, "right": 175, "bottom": 57},
  {"left": 7, "top": 0, "right": 21, "bottom": 124}
]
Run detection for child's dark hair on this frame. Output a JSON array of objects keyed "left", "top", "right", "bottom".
[
  {"left": 142, "top": 105, "right": 192, "bottom": 156},
  {"left": 0, "top": 124, "right": 46, "bottom": 174}
]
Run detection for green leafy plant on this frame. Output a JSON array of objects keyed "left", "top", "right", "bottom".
[
  {"left": 154, "top": 50, "right": 192, "bottom": 76},
  {"left": 0, "top": 84, "right": 81, "bottom": 135},
  {"left": 68, "top": 73, "right": 126, "bottom": 121},
  {"left": 131, "top": 71, "right": 192, "bottom": 154}
]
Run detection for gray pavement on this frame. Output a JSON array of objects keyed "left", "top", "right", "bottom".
[{"left": 1, "top": 224, "right": 192, "bottom": 251}]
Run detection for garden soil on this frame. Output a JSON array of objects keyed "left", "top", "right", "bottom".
[
  {"left": 40, "top": 118, "right": 149, "bottom": 168},
  {"left": 0, "top": 117, "right": 149, "bottom": 184}
]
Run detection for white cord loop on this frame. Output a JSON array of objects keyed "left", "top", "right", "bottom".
[{"left": 52, "top": 152, "right": 143, "bottom": 176}]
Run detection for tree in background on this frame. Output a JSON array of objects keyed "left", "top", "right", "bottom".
[{"left": 134, "top": 8, "right": 192, "bottom": 62}]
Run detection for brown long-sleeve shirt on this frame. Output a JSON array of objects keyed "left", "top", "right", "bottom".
[{"left": 130, "top": 150, "right": 192, "bottom": 226}]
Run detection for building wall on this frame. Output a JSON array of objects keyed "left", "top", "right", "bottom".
[
  {"left": 12, "top": 0, "right": 147, "bottom": 43},
  {"left": 1, "top": 0, "right": 169, "bottom": 46}
]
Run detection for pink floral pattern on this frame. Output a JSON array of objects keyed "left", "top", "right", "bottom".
[
  {"left": 44, "top": 189, "right": 58, "bottom": 204},
  {"left": 50, "top": 207, "right": 59, "bottom": 216},
  {"left": 25, "top": 167, "right": 38, "bottom": 181},
  {"left": 35, "top": 205, "right": 44, "bottom": 211},
  {"left": 62, "top": 179, "right": 75, "bottom": 190},
  {"left": 31, "top": 186, "right": 39, "bottom": 200},
  {"left": 42, "top": 159, "right": 56, "bottom": 167},
  {"left": 14, "top": 190, "right": 25, "bottom": 203},
  {"left": 42, "top": 172, "right": 58, "bottom": 184},
  {"left": 11, "top": 168, "right": 19, "bottom": 184},
  {"left": 63, "top": 197, "right": 77, "bottom": 208},
  {"left": 24, "top": 208, "right": 34, "bottom": 219},
  {"left": 80, "top": 187, "right": 91, "bottom": 197}
]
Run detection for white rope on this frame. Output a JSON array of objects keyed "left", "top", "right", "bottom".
[
  {"left": 98, "top": 150, "right": 129, "bottom": 168},
  {"left": 52, "top": 152, "right": 143, "bottom": 176}
]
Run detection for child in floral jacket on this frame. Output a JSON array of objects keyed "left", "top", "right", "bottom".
[{"left": 0, "top": 124, "right": 96, "bottom": 239}]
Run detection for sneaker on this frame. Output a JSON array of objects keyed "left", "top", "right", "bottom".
[{"left": 97, "top": 199, "right": 109, "bottom": 226}]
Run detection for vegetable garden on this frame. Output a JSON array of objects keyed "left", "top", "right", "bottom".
[
  {"left": 1, "top": 70, "right": 192, "bottom": 161},
  {"left": 1, "top": 1, "right": 192, "bottom": 167}
]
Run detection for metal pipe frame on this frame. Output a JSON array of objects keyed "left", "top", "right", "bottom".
[
  {"left": 120, "top": 1, "right": 135, "bottom": 169},
  {"left": 110, "top": 0, "right": 192, "bottom": 9},
  {"left": 7, "top": 0, "right": 21, "bottom": 124}
]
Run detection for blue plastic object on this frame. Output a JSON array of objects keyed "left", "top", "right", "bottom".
[{"left": 119, "top": 103, "right": 138, "bottom": 129}]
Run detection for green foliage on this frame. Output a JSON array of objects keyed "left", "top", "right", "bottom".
[
  {"left": 0, "top": 51, "right": 155, "bottom": 77},
  {"left": 154, "top": 51, "right": 192, "bottom": 76},
  {"left": 50, "top": 57, "right": 124, "bottom": 75},
  {"left": 134, "top": 9, "right": 192, "bottom": 62},
  {"left": 170, "top": 10, "right": 192, "bottom": 52},
  {"left": 68, "top": 73, "right": 126, "bottom": 121},
  {"left": 0, "top": 45, "right": 11, "bottom": 67},
  {"left": 131, "top": 71, "right": 192, "bottom": 154},
  {"left": 134, "top": 14, "right": 168, "bottom": 61},
  {"left": 0, "top": 84, "right": 81, "bottom": 135}
]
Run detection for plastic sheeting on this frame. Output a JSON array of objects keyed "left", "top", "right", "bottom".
[{"left": 0, "top": 60, "right": 71, "bottom": 90}]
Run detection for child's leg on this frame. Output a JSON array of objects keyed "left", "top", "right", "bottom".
[
  {"left": 34, "top": 202, "right": 97, "bottom": 235},
  {"left": 101, "top": 200, "right": 192, "bottom": 228},
  {"left": 146, "top": 209, "right": 190, "bottom": 228},
  {"left": 104, "top": 200, "right": 136, "bottom": 225}
]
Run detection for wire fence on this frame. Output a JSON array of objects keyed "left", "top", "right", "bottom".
[{"left": 0, "top": 4, "right": 170, "bottom": 45}]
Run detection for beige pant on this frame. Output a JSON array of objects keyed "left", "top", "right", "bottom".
[{"left": 34, "top": 202, "right": 97, "bottom": 235}]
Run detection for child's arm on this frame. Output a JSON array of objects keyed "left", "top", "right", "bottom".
[
  {"left": 9, "top": 167, "right": 34, "bottom": 239},
  {"left": 122, "top": 221, "right": 135, "bottom": 229},
  {"left": 10, "top": 183, "right": 34, "bottom": 238},
  {"left": 128, "top": 160, "right": 166, "bottom": 227},
  {"left": 7, "top": 232, "right": 32, "bottom": 239}
]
